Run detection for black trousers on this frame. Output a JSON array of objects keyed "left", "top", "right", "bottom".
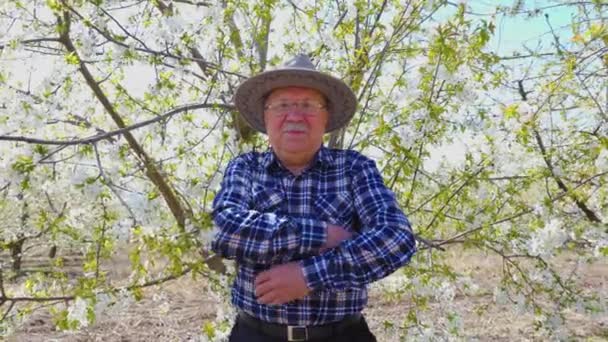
[{"left": 228, "top": 315, "right": 377, "bottom": 342}]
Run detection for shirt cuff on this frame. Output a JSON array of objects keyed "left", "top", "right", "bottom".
[
  {"left": 293, "top": 218, "right": 327, "bottom": 255},
  {"left": 300, "top": 254, "right": 331, "bottom": 291}
]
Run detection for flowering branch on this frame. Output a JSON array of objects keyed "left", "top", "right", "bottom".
[
  {"left": 0, "top": 102, "right": 234, "bottom": 146},
  {"left": 0, "top": 253, "right": 221, "bottom": 322},
  {"left": 0, "top": 37, "right": 62, "bottom": 50},
  {"left": 62, "top": 3, "right": 245, "bottom": 79},
  {"left": 54, "top": 7, "right": 188, "bottom": 234},
  {"left": 533, "top": 129, "right": 602, "bottom": 223}
]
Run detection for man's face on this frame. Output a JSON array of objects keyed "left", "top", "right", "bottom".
[{"left": 264, "top": 87, "right": 329, "bottom": 158}]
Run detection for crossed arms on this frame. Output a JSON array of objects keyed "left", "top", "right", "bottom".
[{"left": 211, "top": 154, "right": 416, "bottom": 292}]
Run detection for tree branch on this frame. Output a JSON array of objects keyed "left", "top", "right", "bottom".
[
  {"left": 56, "top": 8, "right": 189, "bottom": 230},
  {"left": 62, "top": 3, "right": 244, "bottom": 79},
  {"left": 0, "top": 102, "right": 233, "bottom": 145},
  {"left": 0, "top": 37, "right": 62, "bottom": 50},
  {"left": 533, "top": 129, "right": 601, "bottom": 223}
]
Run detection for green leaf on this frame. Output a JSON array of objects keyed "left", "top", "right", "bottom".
[
  {"left": 202, "top": 321, "right": 216, "bottom": 338},
  {"left": 65, "top": 52, "right": 80, "bottom": 65},
  {"left": 12, "top": 155, "right": 35, "bottom": 174},
  {"left": 46, "top": 0, "right": 62, "bottom": 12},
  {"left": 503, "top": 104, "right": 519, "bottom": 120},
  {"left": 131, "top": 287, "right": 144, "bottom": 301},
  {"left": 33, "top": 145, "right": 49, "bottom": 155}
]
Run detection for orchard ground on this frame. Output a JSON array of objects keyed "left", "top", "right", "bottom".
[{"left": 6, "top": 247, "right": 608, "bottom": 341}]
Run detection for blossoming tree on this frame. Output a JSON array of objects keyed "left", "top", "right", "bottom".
[{"left": 0, "top": 0, "right": 606, "bottom": 339}]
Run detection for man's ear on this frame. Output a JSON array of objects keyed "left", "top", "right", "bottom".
[
  {"left": 323, "top": 108, "right": 330, "bottom": 131},
  {"left": 261, "top": 98, "right": 269, "bottom": 126},
  {"left": 323, "top": 96, "right": 331, "bottom": 129}
]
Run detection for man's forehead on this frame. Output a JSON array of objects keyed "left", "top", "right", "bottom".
[{"left": 266, "top": 86, "right": 325, "bottom": 99}]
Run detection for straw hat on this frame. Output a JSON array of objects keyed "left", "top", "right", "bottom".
[{"left": 233, "top": 54, "right": 357, "bottom": 133}]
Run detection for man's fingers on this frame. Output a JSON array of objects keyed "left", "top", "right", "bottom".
[
  {"left": 255, "top": 281, "right": 275, "bottom": 298},
  {"left": 254, "top": 272, "right": 271, "bottom": 286},
  {"left": 257, "top": 291, "right": 278, "bottom": 305}
]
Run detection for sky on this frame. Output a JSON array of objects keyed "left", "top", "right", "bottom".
[{"left": 467, "top": 0, "right": 575, "bottom": 55}]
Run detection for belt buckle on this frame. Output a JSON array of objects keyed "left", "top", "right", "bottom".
[{"left": 287, "top": 325, "right": 308, "bottom": 341}]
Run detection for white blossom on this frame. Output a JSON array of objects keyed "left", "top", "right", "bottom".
[
  {"left": 199, "top": 226, "right": 218, "bottom": 246},
  {"left": 67, "top": 297, "right": 90, "bottom": 327},
  {"left": 533, "top": 204, "right": 545, "bottom": 217},
  {"left": 593, "top": 238, "right": 608, "bottom": 258},
  {"left": 518, "top": 101, "right": 535, "bottom": 122},
  {"left": 372, "top": 271, "right": 409, "bottom": 293},
  {"left": 94, "top": 293, "right": 112, "bottom": 317},
  {"left": 456, "top": 87, "right": 478, "bottom": 102},
  {"left": 407, "top": 323, "right": 436, "bottom": 342},
  {"left": 435, "top": 281, "right": 456, "bottom": 304},
  {"left": 552, "top": 165, "right": 563, "bottom": 177},
  {"left": 526, "top": 219, "right": 568, "bottom": 258},
  {"left": 141, "top": 224, "right": 161, "bottom": 236},
  {"left": 503, "top": 117, "right": 521, "bottom": 132},
  {"left": 114, "top": 219, "right": 133, "bottom": 241},
  {"left": 70, "top": 21, "right": 98, "bottom": 59},
  {"left": 530, "top": 269, "right": 554, "bottom": 286},
  {"left": 515, "top": 293, "right": 528, "bottom": 314},
  {"left": 435, "top": 65, "right": 455, "bottom": 82},
  {"left": 595, "top": 148, "right": 608, "bottom": 171}
]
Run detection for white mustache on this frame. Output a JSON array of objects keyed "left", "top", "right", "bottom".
[{"left": 282, "top": 122, "right": 308, "bottom": 132}]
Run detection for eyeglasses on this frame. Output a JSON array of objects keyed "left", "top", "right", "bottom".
[{"left": 264, "top": 100, "right": 327, "bottom": 116}]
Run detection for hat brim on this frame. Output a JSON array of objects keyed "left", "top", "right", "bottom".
[{"left": 233, "top": 68, "right": 357, "bottom": 134}]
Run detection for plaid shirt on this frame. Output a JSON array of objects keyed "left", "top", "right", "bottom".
[{"left": 212, "top": 147, "right": 416, "bottom": 325}]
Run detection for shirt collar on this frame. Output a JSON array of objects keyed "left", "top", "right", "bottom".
[
  {"left": 316, "top": 146, "right": 335, "bottom": 168},
  {"left": 262, "top": 146, "right": 335, "bottom": 171}
]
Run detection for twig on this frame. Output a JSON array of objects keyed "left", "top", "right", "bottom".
[
  {"left": 533, "top": 129, "right": 601, "bottom": 223},
  {"left": 0, "top": 269, "right": 6, "bottom": 301},
  {"left": 419, "top": 162, "right": 487, "bottom": 235},
  {"left": 1, "top": 301, "right": 15, "bottom": 322},
  {"left": 61, "top": 3, "right": 244, "bottom": 79},
  {"left": 0, "top": 37, "right": 61, "bottom": 50},
  {"left": 414, "top": 235, "right": 445, "bottom": 251},
  {"left": 93, "top": 143, "right": 137, "bottom": 225},
  {"left": 172, "top": 0, "right": 211, "bottom": 6},
  {"left": 96, "top": 202, "right": 108, "bottom": 279}
]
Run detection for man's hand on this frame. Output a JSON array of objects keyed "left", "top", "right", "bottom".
[
  {"left": 255, "top": 262, "right": 311, "bottom": 305},
  {"left": 320, "top": 223, "right": 353, "bottom": 252},
  {"left": 253, "top": 224, "right": 352, "bottom": 305}
]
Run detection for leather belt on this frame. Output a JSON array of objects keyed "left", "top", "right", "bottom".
[{"left": 237, "top": 311, "right": 362, "bottom": 341}]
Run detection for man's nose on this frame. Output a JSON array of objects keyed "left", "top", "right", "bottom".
[{"left": 283, "top": 110, "right": 307, "bottom": 120}]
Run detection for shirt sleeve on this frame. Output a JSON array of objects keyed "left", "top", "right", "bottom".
[
  {"left": 211, "top": 156, "right": 327, "bottom": 265},
  {"left": 301, "top": 155, "right": 416, "bottom": 290}
]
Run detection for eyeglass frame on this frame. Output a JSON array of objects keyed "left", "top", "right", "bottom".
[{"left": 262, "top": 96, "right": 329, "bottom": 117}]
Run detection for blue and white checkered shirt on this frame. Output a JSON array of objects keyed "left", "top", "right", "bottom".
[{"left": 212, "top": 147, "right": 416, "bottom": 325}]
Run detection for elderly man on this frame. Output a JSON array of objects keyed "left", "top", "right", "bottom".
[{"left": 212, "top": 54, "right": 416, "bottom": 342}]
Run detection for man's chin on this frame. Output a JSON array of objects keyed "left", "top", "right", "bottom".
[
  {"left": 281, "top": 133, "right": 309, "bottom": 144},
  {"left": 281, "top": 142, "right": 314, "bottom": 154}
]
